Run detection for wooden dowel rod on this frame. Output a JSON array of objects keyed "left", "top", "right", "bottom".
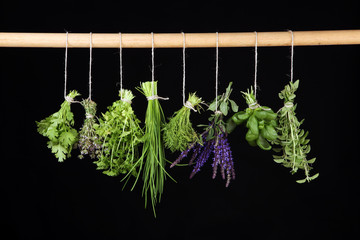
[{"left": 0, "top": 30, "right": 360, "bottom": 48}]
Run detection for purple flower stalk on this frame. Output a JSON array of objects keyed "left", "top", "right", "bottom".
[{"left": 171, "top": 128, "right": 235, "bottom": 187}]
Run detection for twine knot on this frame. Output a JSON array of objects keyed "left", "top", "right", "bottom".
[
  {"left": 184, "top": 101, "right": 197, "bottom": 112},
  {"left": 146, "top": 95, "right": 169, "bottom": 101}
]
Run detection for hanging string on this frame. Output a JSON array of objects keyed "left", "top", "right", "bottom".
[
  {"left": 289, "top": 30, "right": 294, "bottom": 83},
  {"left": 147, "top": 32, "right": 169, "bottom": 101},
  {"left": 182, "top": 32, "right": 186, "bottom": 106},
  {"left": 215, "top": 32, "right": 220, "bottom": 114},
  {"left": 151, "top": 32, "right": 155, "bottom": 97},
  {"left": 119, "top": 32, "right": 123, "bottom": 99},
  {"left": 64, "top": 31, "right": 69, "bottom": 100},
  {"left": 89, "top": 32, "right": 93, "bottom": 100},
  {"left": 254, "top": 31, "right": 258, "bottom": 99}
]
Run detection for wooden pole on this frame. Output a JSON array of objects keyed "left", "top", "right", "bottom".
[{"left": 0, "top": 30, "right": 360, "bottom": 48}]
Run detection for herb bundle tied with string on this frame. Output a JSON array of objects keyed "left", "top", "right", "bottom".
[{"left": 172, "top": 82, "right": 238, "bottom": 187}]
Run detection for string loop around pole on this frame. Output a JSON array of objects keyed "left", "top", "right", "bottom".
[
  {"left": 182, "top": 32, "right": 186, "bottom": 106},
  {"left": 254, "top": 31, "right": 258, "bottom": 99},
  {"left": 64, "top": 31, "right": 69, "bottom": 100},
  {"left": 215, "top": 32, "right": 219, "bottom": 112},
  {"left": 289, "top": 30, "right": 294, "bottom": 83},
  {"left": 119, "top": 32, "right": 123, "bottom": 99},
  {"left": 89, "top": 32, "right": 93, "bottom": 100}
]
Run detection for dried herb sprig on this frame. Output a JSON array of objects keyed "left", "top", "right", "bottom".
[
  {"left": 36, "top": 90, "right": 80, "bottom": 162},
  {"left": 171, "top": 82, "right": 237, "bottom": 187},
  {"left": 77, "top": 98, "right": 102, "bottom": 159},
  {"left": 273, "top": 80, "right": 319, "bottom": 183},
  {"left": 163, "top": 92, "right": 203, "bottom": 152},
  {"left": 94, "top": 89, "right": 143, "bottom": 177},
  {"left": 133, "top": 81, "right": 173, "bottom": 216}
]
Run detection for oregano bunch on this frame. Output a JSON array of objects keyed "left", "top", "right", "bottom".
[
  {"left": 171, "top": 82, "right": 238, "bottom": 187},
  {"left": 77, "top": 98, "right": 102, "bottom": 159},
  {"left": 273, "top": 80, "right": 319, "bottom": 183},
  {"left": 228, "top": 87, "right": 278, "bottom": 150},
  {"left": 94, "top": 89, "right": 143, "bottom": 177},
  {"left": 163, "top": 92, "right": 203, "bottom": 152},
  {"left": 36, "top": 90, "right": 80, "bottom": 162}
]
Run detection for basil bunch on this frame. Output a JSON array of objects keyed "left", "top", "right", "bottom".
[{"left": 228, "top": 88, "right": 277, "bottom": 150}]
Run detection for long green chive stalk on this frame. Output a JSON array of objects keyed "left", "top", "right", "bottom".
[
  {"left": 133, "top": 81, "right": 173, "bottom": 217},
  {"left": 163, "top": 93, "right": 203, "bottom": 152}
]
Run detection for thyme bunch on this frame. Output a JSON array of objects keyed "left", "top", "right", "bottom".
[{"left": 78, "top": 98, "right": 102, "bottom": 159}]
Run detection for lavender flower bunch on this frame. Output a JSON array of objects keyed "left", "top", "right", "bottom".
[
  {"left": 171, "top": 82, "right": 238, "bottom": 187},
  {"left": 171, "top": 130, "right": 235, "bottom": 187}
]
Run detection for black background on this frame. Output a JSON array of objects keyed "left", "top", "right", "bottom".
[{"left": 1, "top": 1, "right": 359, "bottom": 239}]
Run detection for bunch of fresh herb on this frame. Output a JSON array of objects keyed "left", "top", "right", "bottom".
[
  {"left": 77, "top": 98, "right": 102, "bottom": 159},
  {"left": 273, "top": 80, "right": 319, "bottom": 183},
  {"left": 171, "top": 82, "right": 238, "bottom": 187},
  {"left": 133, "top": 81, "right": 173, "bottom": 216},
  {"left": 228, "top": 87, "right": 278, "bottom": 150},
  {"left": 163, "top": 92, "right": 203, "bottom": 152},
  {"left": 36, "top": 90, "right": 80, "bottom": 162},
  {"left": 94, "top": 89, "right": 143, "bottom": 177}
]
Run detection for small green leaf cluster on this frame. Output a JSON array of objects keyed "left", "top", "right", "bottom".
[
  {"left": 94, "top": 89, "right": 143, "bottom": 177},
  {"left": 163, "top": 93, "right": 203, "bottom": 152},
  {"left": 229, "top": 88, "right": 278, "bottom": 150},
  {"left": 273, "top": 80, "right": 319, "bottom": 183},
  {"left": 204, "top": 82, "right": 238, "bottom": 140},
  {"left": 36, "top": 90, "right": 80, "bottom": 162},
  {"left": 78, "top": 98, "right": 102, "bottom": 159}
]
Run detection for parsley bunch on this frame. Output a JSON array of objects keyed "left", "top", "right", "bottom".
[
  {"left": 163, "top": 92, "right": 203, "bottom": 152},
  {"left": 77, "top": 98, "right": 102, "bottom": 159},
  {"left": 228, "top": 87, "right": 278, "bottom": 150},
  {"left": 273, "top": 80, "right": 319, "bottom": 183},
  {"left": 94, "top": 89, "right": 143, "bottom": 177},
  {"left": 36, "top": 90, "right": 80, "bottom": 162}
]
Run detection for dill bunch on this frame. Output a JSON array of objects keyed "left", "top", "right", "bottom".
[
  {"left": 163, "top": 93, "right": 203, "bottom": 152},
  {"left": 94, "top": 89, "right": 143, "bottom": 177}
]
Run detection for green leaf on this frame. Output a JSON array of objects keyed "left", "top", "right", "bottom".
[
  {"left": 220, "top": 101, "right": 228, "bottom": 116},
  {"left": 256, "top": 135, "right": 271, "bottom": 150},
  {"left": 50, "top": 143, "right": 67, "bottom": 162},
  {"left": 296, "top": 178, "right": 307, "bottom": 184},
  {"left": 273, "top": 158, "right": 284, "bottom": 163},
  {"left": 229, "top": 100, "right": 239, "bottom": 113},
  {"left": 310, "top": 173, "right": 319, "bottom": 180},
  {"left": 59, "top": 130, "right": 77, "bottom": 148}
]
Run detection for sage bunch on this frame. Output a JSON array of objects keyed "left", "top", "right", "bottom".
[{"left": 172, "top": 82, "right": 238, "bottom": 187}]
